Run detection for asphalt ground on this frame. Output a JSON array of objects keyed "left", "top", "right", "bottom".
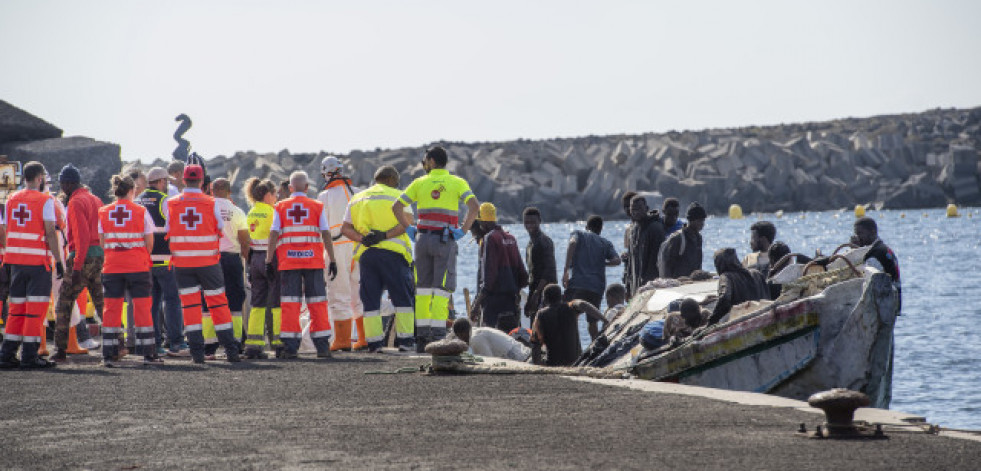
[{"left": 0, "top": 351, "right": 979, "bottom": 470}]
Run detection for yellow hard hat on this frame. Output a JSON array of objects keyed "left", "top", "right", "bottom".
[{"left": 477, "top": 202, "right": 497, "bottom": 222}]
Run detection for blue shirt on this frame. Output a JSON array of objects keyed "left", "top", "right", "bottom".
[
  {"left": 567, "top": 229, "right": 618, "bottom": 294},
  {"left": 666, "top": 218, "right": 685, "bottom": 234}
]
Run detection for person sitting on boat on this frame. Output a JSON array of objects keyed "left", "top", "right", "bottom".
[
  {"left": 562, "top": 283, "right": 627, "bottom": 325},
  {"left": 764, "top": 241, "right": 813, "bottom": 300},
  {"left": 708, "top": 248, "right": 768, "bottom": 325},
  {"left": 663, "top": 298, "right": 707, "bottom": 341},
  {"left": 451, "top": 317, "right": 530, "bottom": 362},
  {"left": 851, "top": 217, "right": 901, "bottom": 310},
  {"left": 657, "top": 202, "right": 706, "bottom": 279}
]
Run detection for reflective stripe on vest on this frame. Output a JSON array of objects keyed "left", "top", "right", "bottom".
[{"left": 4, "top": 189, "right": 53, "bottom": 266}]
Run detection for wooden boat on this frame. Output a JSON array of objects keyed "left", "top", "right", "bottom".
[{"left": 578, "top": 265, "right": 899, "bottom": 409}]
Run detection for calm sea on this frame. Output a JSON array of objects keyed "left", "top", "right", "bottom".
[{"left": 451, "top": 208, "right": 981, "bottom": 431}]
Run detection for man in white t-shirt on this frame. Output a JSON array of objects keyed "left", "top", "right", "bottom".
[
  {"left": 211, "top": 178, "right": 250, "bottom": 342},
  {"left": 451, "top": 318, "right": 530, "bottom": 362}
]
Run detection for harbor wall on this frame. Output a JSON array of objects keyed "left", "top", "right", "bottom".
[{"left": 164, "top": 107, "right": 981, "bottom": 223}]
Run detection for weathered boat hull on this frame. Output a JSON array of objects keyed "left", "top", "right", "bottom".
[{"left": 594, "top": 272, "right": 898, "bottom": 408}]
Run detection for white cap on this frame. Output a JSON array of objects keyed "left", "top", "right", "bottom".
[{"left": 321, "top": 156, "right": 342, "bottom": 175}]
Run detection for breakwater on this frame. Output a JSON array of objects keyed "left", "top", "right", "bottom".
[{"left": 162, "top": 106, "right": 981, "bottom": 222}]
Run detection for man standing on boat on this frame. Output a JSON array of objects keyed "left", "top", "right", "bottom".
[
  {"left": 658, "top": 202, "right": 707, "bottom": 279},
  {"left": 852, "top": 217, "right": 901, "bottom": 309},
  {"left": 392, "top": 146, "right": 479, "bottom": 350},
  {"left": 317, "top": 156, "right": 365, "bottom": 352},
  {"left": 743, "top": 221, "right": 776, "bottom": 276}
]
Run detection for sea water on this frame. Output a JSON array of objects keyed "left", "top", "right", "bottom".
[{"left": 451, "top": 208, "right": 981, "bottom": 430}]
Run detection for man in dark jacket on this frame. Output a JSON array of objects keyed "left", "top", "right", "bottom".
[
  {"left": 708, "top": 248, "right": 768, "bottom": 325},
  {"left": 852, "top": 217, "right": 901, "bottom": 309},
  {"left": 470, "top": 203, "right": 528, "bottom": 332},
  {"left": 523, "top": 207, "right": 556, "bottom": 324},
  {"left": 624, "top": 194, "right": 666, "bottom": 295},
  {"left": 658, "top": 202, "right": 706, "bottom": 279}
]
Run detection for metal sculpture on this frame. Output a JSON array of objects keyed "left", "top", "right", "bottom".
[{"left": 173, "top": 114, "right": 192, "bottom": 161}]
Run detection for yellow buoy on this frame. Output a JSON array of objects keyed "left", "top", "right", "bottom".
[
  {"left": 728, "top": 204, "right": 744, "bottom": 219},
  {"left": 946, "top": 203, "right": 960, "bottom": 218},
  {"left": 854, "top": 204, "right": 866, "bottom": 218}
]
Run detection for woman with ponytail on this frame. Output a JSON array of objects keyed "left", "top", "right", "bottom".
[
  {"left": 97, "top": 174, "right": 161, "bottom": 366},
  {"left": 242, "top": 178, "right": 284, "bottom": 358}
]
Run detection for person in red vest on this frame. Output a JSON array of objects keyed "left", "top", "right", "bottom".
[
  {"left": 165, "top": 164, "right": 240, "bottom": 363},
  {"left": 265, "top": 171, "right": 337, "bottom": 359},
  {"left": 98, "top": 174, "right": 160, "bottom": 366},
  {"left": 0, "top": 161, "right": 64, "bottom": 369}
]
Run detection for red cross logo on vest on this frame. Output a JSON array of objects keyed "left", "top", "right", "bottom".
[
  {"left": 108, "top": 205, "right": 132, "bottom": 226},
  {"left": 287, "top": 203, "right": 308, "bottom": 224},
  {"left": 180, "top": 207, "right": 202, "bottom": 229},
  {"left": 11, "top": 203, "right": 31, "bottom": 226}
]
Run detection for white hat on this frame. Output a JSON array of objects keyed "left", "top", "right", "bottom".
[{"left": 321, "top": 156, "right": 343, "bottom": 175}]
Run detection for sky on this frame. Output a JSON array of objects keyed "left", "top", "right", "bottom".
[{"left": 2, "top": 0, "right": 980, "bottom": 162}]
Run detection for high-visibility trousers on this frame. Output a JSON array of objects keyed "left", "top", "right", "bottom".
[
  {"left": 359, "top": 248, "right": 414, "bottom": 350},
  {"left": 174, "top": 264, "right": 238, "bottom": 359},
  {"left": 413, "top": 233, "right": 457, "bottom": 340},
  {"left": 0, "top": 265, "right": 52, "bottom": 363},
  {"left": 245, "top": 251, "right": 281, "bottom": 350},
  {"left": 280, "top": 268, "right": 330, "bottom": 354},
  {"left": 102, "top": 272, "right": 154, "bottom": 358}
]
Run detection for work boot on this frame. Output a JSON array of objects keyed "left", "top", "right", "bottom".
[
  {"left": 225, "top": 349, "right": 241, "bottom": 363},
  {"left": 274, "top": 346, "right": 285, "bottom": 359},
  {"left": 49, "top": 350, "right": 68, "bottom": 362},
  {"left": 352, "top": 317, "right": 369, "bottom": 350},
  {"left": 192, "top": 354, "right": 206, "bottom": 364},
  {"left": 243, "top": 346, "right": 268, "bottom": 360},
  {"left": 101, "top": 359, "right": 115, "bottom": 368},
  {"left": 20, "top": 357, "right": 56, "bottom": 369},
  {"left": 316, "top": 349, "right": 332, "bottom": 359},
  {"left": 0, "top": 341, "right": 21, "bottom": 368},
  {"left": 330, "top": 319, "right": 353, "bottom": 351}
]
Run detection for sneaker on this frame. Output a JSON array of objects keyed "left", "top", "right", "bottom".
[
  {"left": 79, "top": 338, "right": 101, "bottom": 350},
  {"left": 101, "top": 359, "right": 115, "bottom": 368},
  {"left": 204, "top": 354, "right": 217, "bottom": 361},
  {"left": 156, "top": 346, "right": 167, "bottom": 356},
  {"left": 143, "top": 356, "right": 164, "bottom": 365},
  {"left": 21, "top": 358, "right": 57, "bottom": 369},
  {"left": 166, "top": 349, "right": 188, "bottom": 357}
]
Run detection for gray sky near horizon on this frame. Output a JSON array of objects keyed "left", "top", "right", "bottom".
[{"left": 2, "top": 0, "right": 980, "bottom": 163}]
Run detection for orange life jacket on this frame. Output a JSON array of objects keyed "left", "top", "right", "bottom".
[
  {"left": 4, "top": 189, "right": 53, "bottom": 267},
  {"left": 167, "top": 192, "right": 220, "bottom": 268},
  {"left": 98, "top": 199, "right": 151, "bottom": 274},
  {"left": 274, "top": 195, "right": 325, "bottom": 271}
]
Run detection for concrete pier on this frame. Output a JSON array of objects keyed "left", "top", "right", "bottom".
[{"left": 1, "top": 352, "right": 978, "bottom": 470}]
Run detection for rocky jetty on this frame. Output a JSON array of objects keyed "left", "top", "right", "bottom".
[
  {"left": 156, "top": 106, "right": 980, "bottom": 223},
  {"left": 0, "top": 100, "right": 122, "bottom": 201}
]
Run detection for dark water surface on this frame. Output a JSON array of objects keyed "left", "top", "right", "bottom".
[{"left": 452, "top": 208, "right": 981, "bottom": 430}]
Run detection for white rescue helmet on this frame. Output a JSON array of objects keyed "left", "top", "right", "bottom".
[{"left": 321, "top": 156, "right": 343, "bottom": 176}]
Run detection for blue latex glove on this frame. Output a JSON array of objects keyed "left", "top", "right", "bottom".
[
  {"left": 405, "top": 225, "right": 417, "bottom": 240},
  {"left": 450, "top": 227, "right": 466, "bottom": 241}
]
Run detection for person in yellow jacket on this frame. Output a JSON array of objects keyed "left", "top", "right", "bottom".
[
  {"left": 342, "top": 166, "right": 415, "bottom": 352},
  {"left": 392, "top": 146, "right": 479, "bottom": 350},
  {"left": 241, "top": 178, "right": 283, "bottom": 359}
]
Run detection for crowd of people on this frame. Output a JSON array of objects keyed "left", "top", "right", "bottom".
[{"left": 0, "top": 146, "right": 902, "bottom": 369}]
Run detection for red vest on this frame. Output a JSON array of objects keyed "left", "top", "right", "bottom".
[
  {"left": 98, "top": 200, "right": 151, "bottom": 274},
  {"left": 167, "top": 192, "right": 220, "bottom": 268},
  {"left": 4, "top": 189, "right": 53, "bottom": 266},
  {"left": 274, "top": 196, "right": 325, "bottom": 271}
]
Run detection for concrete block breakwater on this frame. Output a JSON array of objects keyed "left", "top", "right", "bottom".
[{"left": 169, "top": 107, "right": 980, "bottom": 223}]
